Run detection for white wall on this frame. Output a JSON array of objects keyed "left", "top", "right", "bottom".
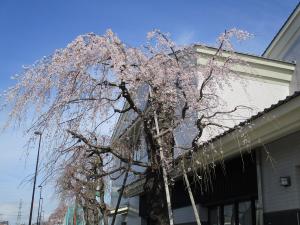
[
  {"left": 175, "top": 75, "right": 290, "bottom": 152},
  {"left": 282, "top": 39, "right": 300, "bottom": 93},
  {"left": 261, "top": 131, "right": 300, "bottom": 212},
  {"left": 220, "top": 76, "right": 289, "bottom": 114}
]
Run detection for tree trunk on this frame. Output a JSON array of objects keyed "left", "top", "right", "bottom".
[
  {"left": 102, "top": 211, "right": 109, "bottom": 225},
  {"left": 143, "top": 119, "right": 174, "bottom": 225},
  {"left": 93, "top": 209, "right": 99, "bottom": 225},
  {"left": 153, "top": 110, "right": 174, "bottom": 225},
  {"left": 142, "top": 89, "right": 175, "bottom": 225},
  {"left": 83, "top": 207, "right": 89, "bottom": 225},
  {"left": 143, "top": 169, "right": 170, "bottom": 225}
]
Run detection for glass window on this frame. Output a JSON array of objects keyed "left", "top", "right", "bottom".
[
  {"left": 224, "top": 204, "right": 235, "bottom": 225},
  {"left": 210, "top": 206, "right": 220, "bottom": 225},
  {"left": 239, "top": 201, "right": 252, "bottom": 225},
  {"left": 209, "top": 200, "right": 255, "bottom": 225}
]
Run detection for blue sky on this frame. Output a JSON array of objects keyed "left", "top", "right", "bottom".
[{"left": 0, "top": 0, "right": 298, "bottom": 224}]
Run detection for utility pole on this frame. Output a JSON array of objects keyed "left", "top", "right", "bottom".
[
  {"left": 41, "top": 210, "right": 44, "bottom": 225},
  {"left": 38, "top": 198, "right": 43, "bottom": 225},
  {"left": 36, "top": 186, "right": 42, "bottom": 225},
  {"left": 28, "top": 131, "right": 42, "bottom": 225},
  {"left": 16, "top": 199, "right": 23, "bottom": 225}
]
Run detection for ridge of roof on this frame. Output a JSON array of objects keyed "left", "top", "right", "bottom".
[{"left": 195, "top": 44, "right": 296, "bottom": 65}]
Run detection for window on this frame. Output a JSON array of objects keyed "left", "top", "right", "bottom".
[
  {"left": 224, "top": 204, "right": 235, "bottom": 225},
  {"left": 209, "top": 200, "right": 256, "bottom": 225},
  {"left": 239, "top": 201, "right": 252, "bottom": 225},
  {"left": 210, "top": 206, "right": 221, "bottom": 225}
]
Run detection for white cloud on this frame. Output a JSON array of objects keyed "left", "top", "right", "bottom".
[
  {"left": 174, "top": 30, "right": 197, "bottom": 45},
  {"left": 0, "top": 202, "right": 22, "bottom": 223}
]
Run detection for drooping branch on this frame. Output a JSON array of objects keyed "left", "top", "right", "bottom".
[
  {"left": 67, "top": 130, "right": 149, "bottom": 168},
  {"left": 67, "top": 130, "right": 111, "bottom": 153},
  {"left": 118, "top": 81, "right": 143, "bottom": 115},
  {"left": 203, "top": 105, "right": 251, "bottom": 119}
]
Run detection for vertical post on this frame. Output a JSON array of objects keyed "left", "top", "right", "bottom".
[
  {"left": 36, "top": 185, "right": 42, "bottom": 225},
  {"left": 42, "top": 210, "right": 45, "bottom": 225},
  {"left": 181, "top": 161, "right": 201, "bottom": 225},
  {"left": 39, "top": 198, "right": 43, "bottom": 225},
  {"left": 256, "top": 149, "right": 264, "bottom": 225},
  {"left": 28, "top": 131, "right": 42, "bottom": 225}
]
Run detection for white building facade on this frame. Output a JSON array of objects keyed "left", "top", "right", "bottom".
[{"left": 109, "top": 3, "right": 300, "bottom": 225}]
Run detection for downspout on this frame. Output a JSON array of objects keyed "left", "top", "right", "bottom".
[{"left": 256, "top": 149, "right": 264, "bottom": 225}]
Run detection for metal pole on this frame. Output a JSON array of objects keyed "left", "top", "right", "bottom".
[
  {"left": 39, "top": 198, "right": 43, "bottom": 225},
  {"left": 42, "top": 210, "right": 44, "bottom": 225},
  {"left": 28, "top": 132, "right": 42, "bottom": 225},
  {"left": 36, "top": 186, "right": 42, "bottom": 225}
]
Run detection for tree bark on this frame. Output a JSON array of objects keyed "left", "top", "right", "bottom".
[
  {"left": 143, "top": 169, "right": 170, "bottom": 225},
  {"left": 102, "top": 211, "right": 109, "bottom": 225},
  {"left": 141, "top": 88, "right": 175, "bottom": 225}
]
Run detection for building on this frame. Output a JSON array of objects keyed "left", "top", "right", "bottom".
[
  {"left": 109, "top": 3, "right": 300, "bottom": 225},
  {"left": 263, "top": 2, "right": 300, "bottom": 93},
  {"left": 0, "top": 221, "right": 9, "bottom": 225}
]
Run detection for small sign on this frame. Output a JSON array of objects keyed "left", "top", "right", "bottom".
[{"left": 280, "top": 176, "right": 291, "bottom": 187}]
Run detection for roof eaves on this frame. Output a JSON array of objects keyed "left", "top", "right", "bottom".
[{"left": 199, "top": 91, "right": 300, "bottom": 149}]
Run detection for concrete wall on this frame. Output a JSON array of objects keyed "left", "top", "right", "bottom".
[{"left": 261, "top": 131, "right": 300, "bottom": 213}]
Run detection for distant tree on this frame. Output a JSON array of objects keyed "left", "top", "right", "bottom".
[
  {"left": 56, "top": 148, "right": 109, "bottom": 225},
  {"left": 4, "top": 29, "right": 251, "bottom": 225},
  {"left": 47, "top": 202, "right": 67, "bottom": 225}
]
